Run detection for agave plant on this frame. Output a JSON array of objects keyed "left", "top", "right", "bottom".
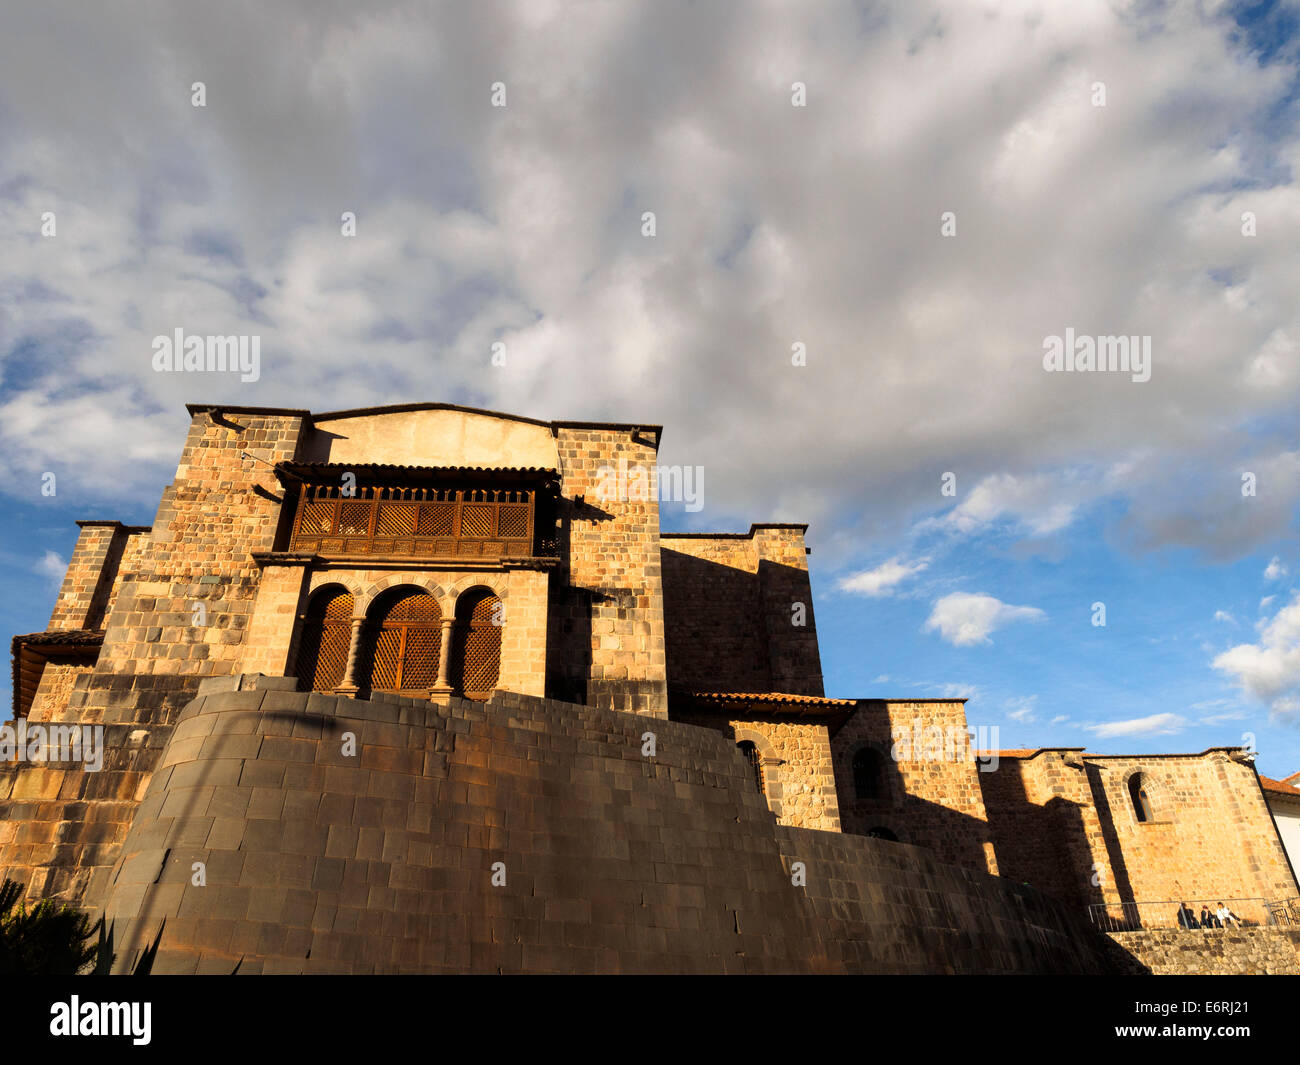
[{"left": 0, "top": 878, "right": 99, "bottom": 975}]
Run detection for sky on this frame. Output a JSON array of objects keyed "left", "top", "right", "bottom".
[{"left": 1, "top": 0, "right": 1299, "bottom": 776}]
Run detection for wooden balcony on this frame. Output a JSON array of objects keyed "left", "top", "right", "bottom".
[{"left": 276, "top": 463, "right": 558, "bottom": 561}]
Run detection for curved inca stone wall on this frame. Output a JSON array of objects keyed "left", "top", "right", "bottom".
[{"left": 93, "top": 683, "right": 1118, "bottom": 974}]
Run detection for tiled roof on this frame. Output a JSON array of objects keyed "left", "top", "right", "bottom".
[
  {"left": 274, "top": 462, "right": 560, "bottom": 488},
  {"left": 278, "top": 462, "right": 558, "bottom": 476},
  {"left": 972, "top": 748, "right": 1084, "bottom": 759},
  {"left": 12, "top": 629, "right": 105, "bottom": 647},
  {"left": 671, "top": 690, "right": 859, "bottom": 734},
  {"left": 1261, "top": 775, "right": 1300, "bottom": 798},
  {"left": 683, "top": 690, "right": 857, "bottom": 707},
  {"left": 11, "top": 629, "right": 105, "bottom": 720}
]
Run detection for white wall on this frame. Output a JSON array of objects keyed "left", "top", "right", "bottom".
[{"left": 1269, "top": 796, "right": 1300, "bottom": 887}]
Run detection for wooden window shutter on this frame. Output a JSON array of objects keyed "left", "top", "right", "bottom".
[
  {"left": 295, "top": 588, "right": 354, "bottom": 692},
  {"left": 364, "top": 589, "right": 442, "bottom": 693},
  {"left": 450, "top": 589, "right": 502, "bottom": 700}
]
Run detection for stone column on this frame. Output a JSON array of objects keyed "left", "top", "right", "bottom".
[
  {"left": 335, "top": 616, "right": 366, "bottom": 695},
  {"left": 429, "top": 616, "right": 456, "bottom": 699}
]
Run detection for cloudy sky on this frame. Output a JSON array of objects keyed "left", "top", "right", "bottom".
[{"left": 2, "top": 0, "right": 1299, "bottom": 774}]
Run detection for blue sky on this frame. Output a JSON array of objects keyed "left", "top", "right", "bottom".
[{"left": 2, "top": 0, "right": 1300, "bottom": 778}]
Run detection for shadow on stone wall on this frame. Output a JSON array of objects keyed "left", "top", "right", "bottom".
[
  {"left": 660, "top": 550, "right": 822, "bottom": 696},
  {"left": 838, "top": 752, "right": 997, "bottom": 875},
  {"left": 978, "top": 760, "right": 1129, "bottom": 912},
  {"left": 88, "top": 684, "right": 1127, "bottom": 974}
]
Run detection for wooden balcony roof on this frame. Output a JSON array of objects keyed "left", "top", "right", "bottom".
[
  {"left": 274, "top": 461, "right": 559, "bottom": 488},
  {"left": 11, "top": 629, "right": 104, "bottom": 720}
]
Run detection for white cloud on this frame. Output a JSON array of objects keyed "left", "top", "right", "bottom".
[
  {"left": 0, "top": 2, "right": 1295, "bottom": 570},
  {"left": 923, "top": 592, "right": 1045, "bottom": 647},
  {"left": 1005, "top": 695, "right": 1038, "bottom": 722},
  {"left": 1265, "top": 556, "right": 1288, "bottom": 580},
  {"left": 1261, "top": 595, "right": 1276, "bottom": 610},
  {"left": 1050, "top": 714, "right": 1069, "bottom": 724},
  {"left": 838, "top": 556, "right": 929, "bottom": 597},
  {"left": 1086, "top": 713, "right": 1189, "bottom": 739},
  {"left": 34, "top": 550, "right": 65, "bottom": 587},
  {"left": 1213, "top": 609, "right": 1238, "bottom": 625},
  {"left": 1213, "top": 591, "right": 1300, "bottom": 718},
  {"left": 936, "top": 473, "right": 1080, "bottom": 537}
]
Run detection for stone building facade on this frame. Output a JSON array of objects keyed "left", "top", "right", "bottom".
[
  {"left": 1, "top": 400, "right": 1297, "bottom": 970},
  {"left": 976, "top": 748, "right": 1300, "bottom": 929}
]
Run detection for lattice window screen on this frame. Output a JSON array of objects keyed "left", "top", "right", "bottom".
[
  {"left": 376, "top": 503, "right": 417, "bottom": 536},
  {"left": 416, "top": 503, "right": 455, "bottom": 536},
  {"left": 300, "top": 502, "right": 335, "bottom": 535},
  {"left": 460, "top": 504, "right": 493, "bottom": 538},
  {"left": 364, "top": 589, "right": 442, "bottom": 692},
  {"left": 451, "top": 590, "right": 502, "bottom": 700},
  {"left": 338, "top": 502, "right": 372, "bottom": 536},
  {"left": 290, "top": 485, "right": 539, "bottom": 557},
  {"left": 294, "top": 589, "right": 354, "bottom": 692},
  {"left": 497, "top": 505, "right": 528, "bottom": 538}
]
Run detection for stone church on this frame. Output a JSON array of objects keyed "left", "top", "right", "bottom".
[{"left": 2, "top": 402, "right": 1297, "bottom": 973}]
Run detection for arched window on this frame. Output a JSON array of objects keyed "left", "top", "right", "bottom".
[
  {"left": 294, "top": 587, "right": 354, "bottom": 692},
  {"left": 363, "top": 588, "right": 442, "bottom": 693},
  {"left": 1129, "top": 773, "right": 1154, "bottom": 823},
  {"left": 449, "top": 588, "right": 502, "bottom": 700},
  {"left": 853, "top": 747, "right": 885, "bottom": 800},
  {"left": 867, "top": 826, "right": 899, "bottom": 842},
  {"left": 737, "top": 740, "right": 765, "bottom": 794}
]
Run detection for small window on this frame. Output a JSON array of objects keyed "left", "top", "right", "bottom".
[
  {"left": 1129, "top": 773, "right": 1154, "bottom": 823},
  {"left": 449, "top": 588, "right": 503, "bottom": 700},
  {"left": 737, "top": 740, "right": 765, "bottom": 794},
  {"left": 295, "top": 587, "right": 354, "bottom": 692},
  {"left": 853, "top": 747, "right": 884, "bottom": 800}
]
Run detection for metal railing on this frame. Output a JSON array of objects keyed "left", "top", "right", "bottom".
[
  {"left": 1266, "top": 896, "right": 1300, "bottom": 926},
  {"left": 1086, "top": 897, "right": 1277, "bottom": 932}
]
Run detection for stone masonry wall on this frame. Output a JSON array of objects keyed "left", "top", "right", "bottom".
[
  {"left": 1080, "top": 753, "right": 1300, "bottom": 921},
  {"left": 1106, "top": 928, "right": 1300, "bottom": 975},
  {"left": 0, "top": 411, "right": 307, "bottom": 904},
  {"left": 28, "top": 661, "right": 98, "bottom": 722},
  {"left": 979, "top": 750, "right": 1116, "bottom": 909},
  {"left": 549, "top": 427, "right": 668, "bottom": 716},
  {"left": 70, "top": 409, "right": 306, "bottom": 729},
  {"left": 89, "top": 682, "right": 1116, "bottom": 974},
  {"left": 660, "top": 527, "right": 823, "bottom": 698},
  {"left": 0, "top": 723, "right": 167, "bottom": 903},
  {"left": 831, "top": 699, "right": 998, "bottom": 875},
  {"left": 695, "top": 715, "right": 840, "bottom": 831},
  {"left": 47, "top": 522, "right": 126, "bottom": 631},
  {"left": 752, "top": 527, "right": 824, "bottom": 695},
  {"left": 245, "top": 565, "right": 552, "bottom": 698},
  {"left": 239, "top": 561, "right": 312, "bottom": 680}
]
